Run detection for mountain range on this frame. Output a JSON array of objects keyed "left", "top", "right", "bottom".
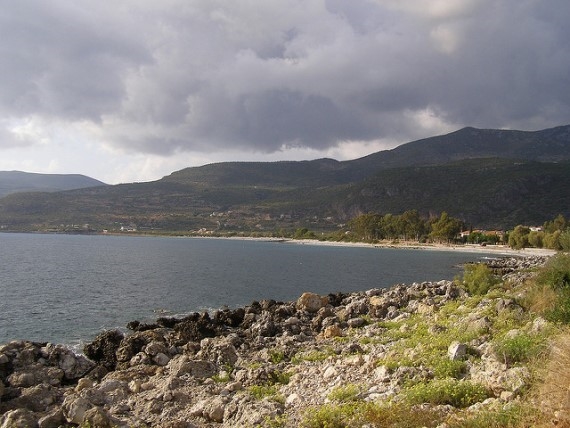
[
  {"left": 0, "top": 171, "right": 106, "bottom": 198},
  {"left": 1, "top": 125, "right": 569, "bottom": 232}
]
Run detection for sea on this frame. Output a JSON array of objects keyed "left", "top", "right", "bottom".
[{"left": 0, "top": 233, "right": 499, "bottom": 348}]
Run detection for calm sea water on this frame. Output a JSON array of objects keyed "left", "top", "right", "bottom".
[{"left": 0, "top": 233, "right": 496, "bottom": 347}]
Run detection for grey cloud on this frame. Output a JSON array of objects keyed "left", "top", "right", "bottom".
[
  {"left": 1, "top": 0, "right": 569, "bottom": 156},
  {"left": 0, "top": 1, "right": 149, "bottom": 120}
]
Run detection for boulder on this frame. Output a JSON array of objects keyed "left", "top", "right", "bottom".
[
  {"left": 197, "top": 337, "right": 238, "bottom": 366},
  {"left": 62, "top": 396, "right": 94, "bottom": 424},
  {"left": 42, "top": 344, "right": 95, "bottom": 380},
  {"left": 174, "top": 313, "right": 218, "bottom": 343},
  {"left": 204, "top": 397, "right": 227, "bottom": 422},
  {"left": 0, "top": 408, "right": 39, "bottom": 428},
  {"left": 297, "top": 292, "right": 328, "bottom": 313},
  {"left": 116, "top": 331, "right": 163, "bottom": 367},
  {"left": 448, "top": 342, "right": 467, "bottom": 361},
  {"left": 322, "top": 325, "right": 342, "bottom": 338},
  {"left": 169, "top": 355, "right": 217, "bottom": 378},
  {"left": 83, "top": 406, "right": 114, "bottom": 428},
  {"left": 83, "top": 329, "right": 124, "bottom": 370},
  {"left": 38, "top": 409, "right": 66, "bottom": 428}
]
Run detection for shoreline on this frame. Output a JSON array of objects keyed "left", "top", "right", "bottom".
[
  {"left": 212, "top": 235, "right": 557, "bottom": 257},
  {"left": 1, "top": 230, "right": 558, "bottom": 257},
  {"left": 0, "top": 255, "right": 555, "bottom": 427}
]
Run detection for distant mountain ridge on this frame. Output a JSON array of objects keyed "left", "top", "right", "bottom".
[
  {"left": 0, "top": 125, "right": 569, "bottom": 231},
  {"left": 0, "top": 171, "right": 106, "bottom": 198},
  {"left": 164, "top": 125, "right": 570, "bottom": 186}
]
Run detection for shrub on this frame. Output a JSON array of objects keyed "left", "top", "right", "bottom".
[
  {"left": 364, "top": 402, "right": 448, "bottom": 428},
  {"left": 493, "top": 332, "right": 546, "bottom": 366},
  {"left": 560, "top": 229, "right": 570, "bottom": 251},
  {"left": 461, "top": 264, "right": 500, "bottom": 295},
  {"left": 536, "top": 254, "right": 570, "bottom": 291},
  {"left": 531, "top": 254, "right": 570, "bottom": 323},
  {"left": 268, "top": 350, "right": 286, "bottom": 364},
  {"left": 326, "top": 384, "right": 362, "bottom": 403},
  {"left": 432, "top": 358, "right": 468, "bottom": 379},
  {"left": 292, "top": 347, "right": 336, "bottom": 364},
  {"left": 270, "top": 370, "right": 291, "bottom": 385},
  {"left": 248, "top": 384, "right": 284, "bottom": 403},
  {"left": 301, "top": 401, "right": 445, "bottom": 428},
  {"left": 301, "top": 403, "right": 362, "bottom": 428},
  {"left": 263, "top": 414, "right": 288, "bottom": 428},
  {"left": 404, "top": 379, "right": 490, "bottom": 408}
]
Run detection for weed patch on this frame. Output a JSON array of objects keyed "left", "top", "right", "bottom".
[
  {"left": 493, "top": 332, "right": 546, "bottom": 366},
  {"left": 404, "top": 379, "right": 490, "bottom": 408}
]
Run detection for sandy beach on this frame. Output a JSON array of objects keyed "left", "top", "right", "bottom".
[{"left": 280, "top": 238, "right": 557, "bottom": 257}]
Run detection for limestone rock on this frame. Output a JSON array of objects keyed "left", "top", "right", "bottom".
[
  {"left": 347, "top": 317, "right": 366, "bottom": 328},
  {"left": 0, "top": 408, "right": 39, "bottom": 428},
  {"left": 38, "top": 408, "right": 65, "bottom": 428},
  {"left": 83, "top": 406, "right": 114, "bottom": 428},
  {"left": 62, "top": 396, "right": 94, "bottom": 424},
  {"left": 297, "top": 292, "right": 328, "bottom": 313},
  {"left": 197, "top": 337, "right": 239, "bottom": 366},
  {"left": 322, "top": 325, "right": 342, "bottom": 338},
  {"left": 169, "top": 355, "right": 217, "bottom": 378},
  {"left": 448, "top": 342, "right": 467, "bottom": 361}
]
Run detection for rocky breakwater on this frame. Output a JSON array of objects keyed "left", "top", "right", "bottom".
[{"left": 0, "top": 256, "right": 550, "bottom": 427}]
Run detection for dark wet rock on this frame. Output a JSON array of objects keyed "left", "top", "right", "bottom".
[
  {"left": 174, "top": 314, "right": 218, "bottom": 343},
  {"left": 83, "top": 330, "right": 124, "bottom": 371},
  {"left": 213, "top": 307, "right": 245, "bottom": 327}
]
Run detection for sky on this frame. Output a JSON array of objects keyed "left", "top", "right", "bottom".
[{"left": 1, "top": 1, "right": 569, "bottom": 184}]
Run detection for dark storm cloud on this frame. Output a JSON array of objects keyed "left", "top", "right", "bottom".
[{"left": 1, "top": 0, "right": 569, "bottom": 155}]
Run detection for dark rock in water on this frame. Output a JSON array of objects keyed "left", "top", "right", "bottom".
[
  {"left": 126, "top": 319, "right": 164, "bottom": 332},
  {"left": 156, "top": 317, "right": 179, "bottom": 328},
  {"left": 83, "top": 330, "right": 124, "bottom": 371},
  {"left": 245, "top": 301, "right": 262, "bottom": 315},
  {"left": 260, "top": 299, "right": 277, "bottom": 311},
  {"left": 213, "top": 308, "right": 246, "bottom": 327},
  {"left": 328, "top": 292, "right": 348, "bottom": 307},
  {"left": 174, "top": 316, "right": 217, "bottom": 343},
  {"left": 126, "top": 320, "right": 140, "bottom": 331}
]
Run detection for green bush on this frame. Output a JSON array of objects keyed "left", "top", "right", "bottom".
[
  {"left": 534, "top": 254, "right": 570, "bottom": 323},
  {"left": 248, "top": 384, "right": 284, "bottom": 403},
  {"left": 301, "top": 403, "right": 362, "bottom": 428},
  {"left": 493, "top": 332, "right": 545, "bottom": 366},
  {"left": 432, "top": 358, "right": 468, "bottom": 379},
  {"left": 268, "top": 350, "right": 286, "bottom": 364},
  {"left": 461, "top": 264, "right": 500, "bottom": 295},
  {"left": 326, "top": 384, "right": 362, "bottom": 403},
  {"left": 302, "top": 400, "right": 458, "bottom": 427},
  {"left": 536, "top": 254, "right": 570, "bottom": 291},
  {"left": 404, "top": 379, "right": 490, "bottom": 408}
]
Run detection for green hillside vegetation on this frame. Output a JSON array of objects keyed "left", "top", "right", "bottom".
[{"left": 0, "top": 125, "right": 569, "bottom": 233}]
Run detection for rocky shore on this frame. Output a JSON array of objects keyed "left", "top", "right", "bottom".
[{"left": 0, "top": 256, "right": 551, "bottom": 427}]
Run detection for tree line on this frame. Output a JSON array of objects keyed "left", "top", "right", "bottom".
[
  {"left": 508, "top": 214, "right": 570, "bottom": 250},
  {"left": 347, "top": 210, "right": 463, "bottom": 243},
  {"left": 345, "top": 211, "right": 570, "bottom": 250}
]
